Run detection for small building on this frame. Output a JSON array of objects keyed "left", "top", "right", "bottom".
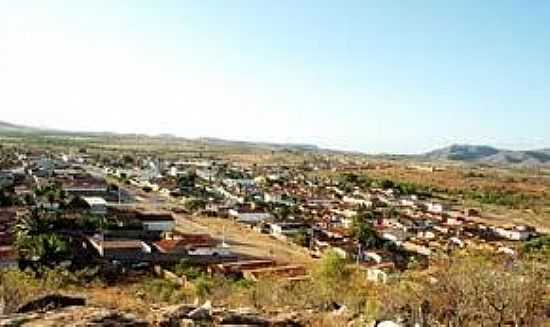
[
  {"left": 269, "top": 222, "right": 311, "bottom": 239},
  {"left": 492, "top": 225, "right": 535, "bottom": 241},
  {"left": 425, "top": 202, "right": 448, "bottom": 214},
  {"left": 154, "top": 234, "right": 230, "bottom": 257},
  {"left": 228, "top": 208, "right": 272, "bottom": 224},
  {"left": 343, "top": 196, "right": 373, "bottom": 208},
  {"left": 82, "top": 197, "right": 108, "bottom": 215},
  {"left": 136, "top": 212, "right": 176, "bottom": 232},
  {"left": 87, "top": 237, "right": 151, "bottom": 258}
]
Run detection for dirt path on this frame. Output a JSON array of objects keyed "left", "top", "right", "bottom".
[{"left": 174, "top": 215, "right": 315, "bottom": 267}]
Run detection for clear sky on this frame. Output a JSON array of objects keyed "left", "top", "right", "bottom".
[{"left": 1, "top": 1, "right": 549, "bottom": 154}]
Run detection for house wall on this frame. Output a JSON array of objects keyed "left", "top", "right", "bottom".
[
  {"left": 188, "top": 247, "right": 231, "bottom": 256},
  {"left": 143, "top": 221, "right": 175, "bottom": 232}
]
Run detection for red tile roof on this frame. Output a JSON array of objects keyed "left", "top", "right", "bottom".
[{"left": 155, "top": 234, "right": 217, "bottom": 253}]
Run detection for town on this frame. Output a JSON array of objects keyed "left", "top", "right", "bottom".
[{"left": 0, "top": 145, "right": 543, "bottom": 285}]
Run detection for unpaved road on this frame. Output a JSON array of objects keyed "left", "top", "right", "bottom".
[{"left": 174, "top": 215, "right": 316, "bottom": 266}]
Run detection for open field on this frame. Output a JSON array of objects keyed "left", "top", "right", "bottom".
[
  {"left": 176, "top": 215, "right": 315, "bottom": 267},
  {"left": 110, "top": 178, "right": 316, "bottom": 267},
  {"left": 332, "top": 164, "right": 550, "bottom": 230}
]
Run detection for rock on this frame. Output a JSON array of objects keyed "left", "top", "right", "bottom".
[
  {"left": 154, "top": 304, "right": 197, "bottom": 327},
  {"left": 331, "top": 305, "right": 349, "bottom": 317},
  {"left": 0, "top": 306, "right": 149, "bottom": 327},
  {"left": 377, "top": 321, "right": 401, "bottom": 327},
  {"left": 0, "top": 313, "right": 41, "bottom": 326},
  {"left": 87, "top": 310, "right": 149, "bottom": 326},
  {"left": 186, "top": 301, "right": 212, "bottom": 321},
  {"left": 218, "top": 313, "right": 270, "bottom": 326},
  {"left": 272, "top": 312, "right": 303, "bottom": 327},
  {"left": 16, "top": 294, "right": 86, "bottom": 314}
]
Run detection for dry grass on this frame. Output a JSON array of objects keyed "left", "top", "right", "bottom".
[
  {"left": 325, "top": 164, "right": 550, "bottom": 230},
  {"left": 175, "top": 215, "right": 315, "bottom": 266}
]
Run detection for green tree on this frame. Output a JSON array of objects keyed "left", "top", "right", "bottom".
[
  {"left": 351, "top": 216, "right": 382, "bottom": 248},
  {"left": 184, "top": 198, "right": 206, "bottom": 213}
]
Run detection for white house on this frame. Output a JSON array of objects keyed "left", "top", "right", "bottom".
[
  {"left": 426, "top": 202, "right": 446, "bottom": 214},
  {"left": 229, "top": 209, "right": 272, "bottom": 224},
  {"left": 82, "top": 197, "right": 108, "bottom": 215},
  {"left": 154, "top": 235, "right": 232, "bottom": 257},
  {"left": 343, "top": 196, "right": 373, "bottom": 208},
  {"left": 493, "top": 226, "right": 533, "bottom": 241},
  {"left": 270, "top": 222, "right": 311, "bottom": 239}
]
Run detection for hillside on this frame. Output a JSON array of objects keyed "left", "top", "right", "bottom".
[
  {"left": 422, "top": 144, "right": 550, "bottom": 166},
  {"left": 0, "top": 120, "right": 326, "bottom": 155},
  {"left": 0, "top": 121, "right": 44, "bottom": 134}
]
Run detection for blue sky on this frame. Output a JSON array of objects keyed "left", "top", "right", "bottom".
[{"left": 1, "top": 1, "right": 549, "bottom": 154}]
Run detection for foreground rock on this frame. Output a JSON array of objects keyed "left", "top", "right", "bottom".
[
  {"left": 0, "top": 306, "right": 149, "bottom": 326},
  {"left": 1, "top": 301, "right": 308, "bottom": 326},
  {"left": 16, "top": 294, "right": 86, "bottom": 314}
]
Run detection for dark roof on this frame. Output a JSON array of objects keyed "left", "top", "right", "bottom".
[{"left": 136, "top": 212, "right": 175, "bottom": 222}]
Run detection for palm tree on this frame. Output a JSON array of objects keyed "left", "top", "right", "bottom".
[
  {"left": 13, "top": 208, "right": 50, "bottom": 237},
  {"left": 16, "top": 233, "right": 69, "bottom": 265}
]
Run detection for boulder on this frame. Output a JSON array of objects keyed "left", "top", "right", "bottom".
[
  {"left": 186, "top": 301, "right": 212, "bottom": 321},
  {"left": 16, "top": 294, "right": 86, "bottom": 313},
  {"left": 218, "top": 313, "right": 270, "bottom": 326}
]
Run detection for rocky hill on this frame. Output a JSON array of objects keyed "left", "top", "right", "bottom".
[
  {"left": 0, "top": 120, "right": 328, "bottom": 155},
  {"left": 0, "top": 294, "right": 359, "bottom": 326},
  {"left": 421, "top": 144, "right": 550, "bottom": 166},
  {"left": 0, "top": 121, "right": 44, "bottom": 134}
]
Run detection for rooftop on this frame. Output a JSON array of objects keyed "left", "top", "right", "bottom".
[{"left": 82, "top": 197, "right": 107, "bottom": 206}]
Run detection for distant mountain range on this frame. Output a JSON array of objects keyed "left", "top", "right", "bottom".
[
  {"left": 1, "top": 120, "right": 548, "bottom": 166},
  {"left": 0, "top": 120, "right": 48, "bottom": 133},
  {"left": 196, "top": 137, "right": 319, "bottom": 152},
  {"left": 0, "top": 120, "right": 320, "bottom": 153},
  {"left": 421, "top": 144, "right": 550, "bottom": 167}
]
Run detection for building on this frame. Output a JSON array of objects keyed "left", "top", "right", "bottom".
[
  {"left": 82, "top": 197, "right": 108, "bottom": 215},
  {"left": 87, "top": 237, "right": 151, "bottom": 258},
  {"left": 269, "top": 222, "right": 311, "bottom": 239},
  {"left": 343, "top": 196, "right": 373, "bottom": 207},
  {"left": 492, "top": 225, "right": 535, "bottom": 241},
  {"left": 228, "top": 208, "right": 272, "bottom": 224},
  {"left": 426, "top": 202, "right": 447, "bottom": 214},
  {"left": 59, "top": 175, "right": 108, "bottom": 197},
  {"left": 154, "top": 234, "right": 230, "bottom": 256},
  {"left": 135, "top": 212, "right": 176, "bottom": 232}
]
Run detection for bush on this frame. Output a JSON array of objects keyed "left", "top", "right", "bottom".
[
  {"left": 173, "top": 260, "right": 203, "bottom": 280},
  {"left": 0, "top": 270, "right": 41, "bottom": 313},
  {"left": 137, "top": 278, "right": 190, "bottom": 304}
]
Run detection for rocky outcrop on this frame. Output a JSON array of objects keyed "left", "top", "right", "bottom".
[
  {"left": 16, "top": 294, "right": 86, "bottom": 313},
  {"left": 1, "top": 301, "right": 307, "bottom": 327},
  {"left": 0, "top": 306, "right": 149, "bottom": 326}
]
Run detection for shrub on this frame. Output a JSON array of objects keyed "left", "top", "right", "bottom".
[{"left": 0, "top": 270, "right": 41, "bottom": 313}]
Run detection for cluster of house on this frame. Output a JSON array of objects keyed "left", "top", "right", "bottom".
[
  {"left": 0, "top": 150, "right": 241, "bottom": 271},
  {"left": 0, "top": 148, "right": 543, "bottom": 284},
  {"left": 102, "top": 157, "right": 541, "bottom": 277}
]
